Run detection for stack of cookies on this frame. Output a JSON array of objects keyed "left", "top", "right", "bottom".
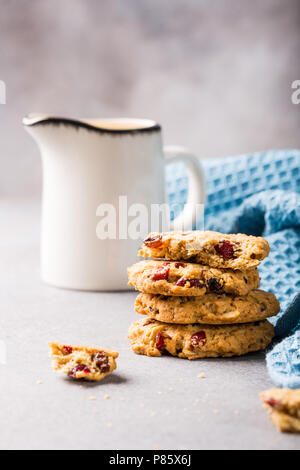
[{"left": 128, "top": 231, "right": 280, "bottom": 359}]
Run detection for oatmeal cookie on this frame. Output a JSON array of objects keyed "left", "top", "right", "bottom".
[
  {"left": 260, "top": 388, "right": 300, "bottom": 433},
  {"left": 139, "top": 231, "right": 270, "bottom": 269},
  {"left": 128, "top": 260, "right": 260, "bottom": 296},
  {"left": 128, "top": 318, "right": 274, "bottom": 359},
  {"left": 135, "top": 290, "right": 280, "bottom": 325},
  {"left": 49, "top": 343, "right": 118, "bottom": 381}
]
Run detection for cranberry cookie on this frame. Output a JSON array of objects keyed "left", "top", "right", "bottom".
[
  {"left": 260, "top": 388, "right": 300, "bottom": 433},
  {"left": 128, "top": 260, "right": 260, "bottom": 296},
  {"left": 139, "top": 231, "right": 270, "bottom": 270},
  {"left": 135, "top": 290, "right": 280, "bottom": 325},
  {"left": 128, "top": 318, "right": 274, "bottom": 359},
  {"left": 49, "top": 343, "right": 119, "bottom": 381}
]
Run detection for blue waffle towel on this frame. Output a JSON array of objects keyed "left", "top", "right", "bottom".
[{"left": 166, "top": 149, "right": 300, "bottom": 388}]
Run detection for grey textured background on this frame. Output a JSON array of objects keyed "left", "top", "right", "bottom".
[{"left": 0, "top": 0, "right": 300, "bottom": 197}]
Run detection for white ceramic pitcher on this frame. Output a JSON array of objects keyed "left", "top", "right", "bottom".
[{"left": 23, "top": 115, "right": 205, "bottom": 291}]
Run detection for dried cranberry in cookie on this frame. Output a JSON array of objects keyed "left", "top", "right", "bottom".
[
  {"left": 143, "top": 235, "right": 163, "bottom": 248},
  {"left": 207, "top": 278, "right": 222, "bottom": 292},
  {"left": 190, "top": 331, "right": 207, "bottom": 349},
  {"left": 176, "top": 277, "right": 187, "bottom": 287},
  {"left": 187, "top": 279, "right": 205, "bottom": 288},
  {"left": 176, "top": 278, "right": 205, "bottom": 288},
  {"left": 214, "top": 240, "right": 236, "bottom": 259},
  {"left": 62, "top": 345, "right": 73, "bottom": 355},
  {"left": 265, "top": 397, "right": 279, "bottom": 408},
  {"left": 175, "top": 262, "right": 186, "bottom": 268},
  {"left": 155, "top": 332, "right": 166, "bottom": 352},
  {"left": 69, "top": 364, "right": 91, "bottom": 377},
  {"left": 93, "top": 351, "right": 110, "bottom": 373},
  {"left": 151, "top": 265, "right": 170, "bottom": 281}
]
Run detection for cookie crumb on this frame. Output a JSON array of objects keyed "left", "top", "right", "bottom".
[
  {"left": 140, "top": 403, "right": 145, "bottom": 408},
  {"left": 36, "top": 380, "right": 43, "bottom": 385},
  {"left": 169, "top": 387, "right": 174, "bottom": 392},
  {"left": 120, "top": 397, "right": 125, "bottom": 401},
  {"left": 104, "top": 394, "right": 110, "bottom": 400},
  {"left": 151, "top": 411, "right": 157, "bottom": 417},
  {"left": 197, "top": 373, "right": 205, "bottom": 379},
  {"left": 89, "top": 396, "right": 96, "bottom": 401},
  {"left": 234, "top": 410, "right": 240, "bottom": 415},
  {"left": 153, "top": 445, "right": 162, "bottom": 450},
  {"left": 93, "top": 410, "right": 98, "bottom": 414},
  {"left": 213, "top": 409, "right": 220, "bottom": 414},
  {"left": 107, "top": 423, "right": 113, "bottom": 428}
]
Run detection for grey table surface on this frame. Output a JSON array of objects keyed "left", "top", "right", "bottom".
[{"left": 0, "top": 199, "right": 299, "bottom": 451}]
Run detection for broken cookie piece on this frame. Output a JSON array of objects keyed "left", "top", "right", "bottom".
[
  {"left": 49, "top": 343, "right": 119, "bottom": 381},
  {"left": 260, "top": 388, "right": 300, "bottom": 433}
]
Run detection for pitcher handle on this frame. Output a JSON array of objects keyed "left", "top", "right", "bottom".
[{"left": 164, "top": 145, "right": 206, "bottom": 231}]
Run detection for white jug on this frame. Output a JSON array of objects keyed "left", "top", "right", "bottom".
[{"left": 24, "top": 115, "right": 205, "bottom": 291}]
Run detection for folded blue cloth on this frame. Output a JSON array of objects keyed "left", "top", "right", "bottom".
[{"left": 166, "top": 149, "right": 300, "bottom": 388}]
